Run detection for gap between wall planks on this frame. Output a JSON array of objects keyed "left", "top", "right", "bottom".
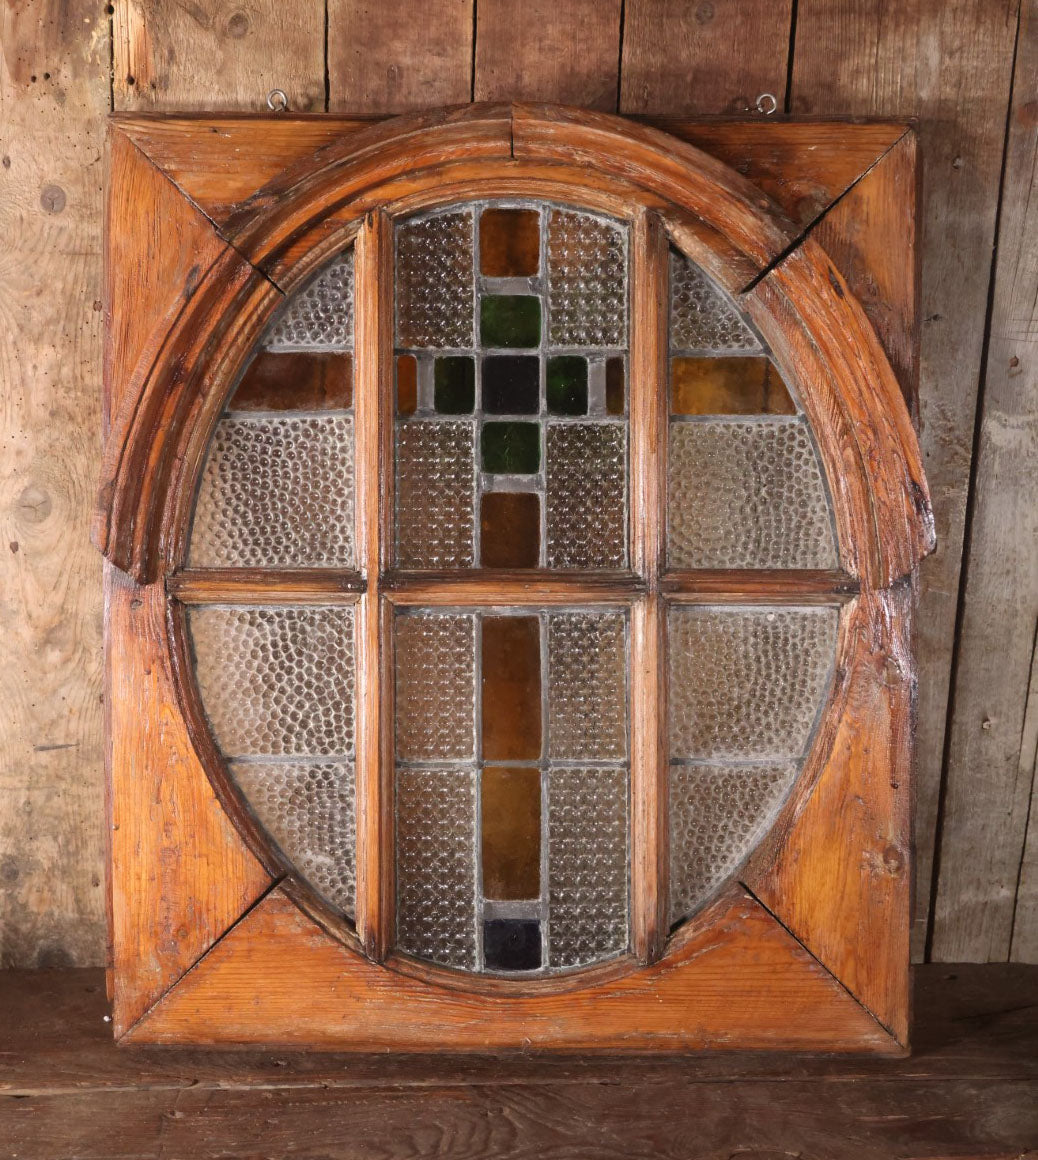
[
  {"left": 0, "top": 0, "right": 1022, "bottom": 967},
  {"left": 0, "top": 1, "right": 108, "bottom": 968},
  {"left": 935, "top": 0, "right": 1038, "bottom": 963}
]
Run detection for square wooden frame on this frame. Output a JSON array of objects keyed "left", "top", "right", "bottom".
[{"left": 102, "top": 108, "right": 926, "bottom": 1052}]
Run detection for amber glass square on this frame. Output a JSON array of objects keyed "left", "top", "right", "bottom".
[
  {"left": 396, "top": 354, "right": 418, "bottom": 416},
  {"left": 481, "top": 492, "right": 540, "bottom": 568},
  {"left": 481, "top": 766, "right": 541, "bottom": 900},
  {"left": 230, "top": 351, "right": 353, "bottom": 411},
  {"left": 480, "top": 208, "right": 540, "bottom": 277},
  {"left": 482, "top": 615, "right": 541, "bottom": 760},
  {"left": 671, "top": 356, "right": 795, "bottom": 415}
]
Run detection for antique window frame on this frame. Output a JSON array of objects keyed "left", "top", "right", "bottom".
[{"left": 98, "top": 103, "right": 933, "bottom": 1051}]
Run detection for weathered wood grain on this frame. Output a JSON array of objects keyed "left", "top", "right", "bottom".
[
  {"left": 107, "top": 573, "right": 272, "bottom": 1036},
  {"left": 747, "top": 588, "right": 914, "bottom": 1042},
  {"left": 791, "top": 0, "right": 1022, "bottom": 962},
  {"left": 474, "top": 0, "right": 621, "bottom": 109},
  {"left": 126, "top": 888, "right": 893, "bottom": 1050},
  {"left": 0, "top": 0, "right": 108, "bottom": 968},
  {"left": 1, "top": 966, "right": 1036, "bottom": 1159},
  {"left": 935, "top": 0, "right": 1038, "bottom": 963},
  {"left": 328, "top": 0, "right": 473, "bottom": 113},
  {"left": 811, "top": 132, "right": 920, "bottom": 415},
  {"left": 112, "top": 0, "right": 324, "bottom": 112},
  {"left": 621, "top": 0, "right": 793, "bottom": 114}
]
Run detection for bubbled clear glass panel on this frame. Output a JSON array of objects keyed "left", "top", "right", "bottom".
[
  {"left": 189, "top": 244, "right": 356, "bottom": 569},
  {"left": 266, "top": 251, "right": 354, "bottom": 350},
  {"left": 188, "top": 606, "right": 355, "bottom": 758},
  {"left": 232, "top": 761, "right": 355, "bottom": 914},
  {"left": 668, "top": 606, "right": 837, "bottom": 762},
  {"left": 395, "top": 612, "right": 475, "bottom": 761},
  {"left": 547, "top": 767, "right": 628, "bottom": 968},
  {"left": 396, "top": 767, "right": 477, "bottom": 969},
  {"left": 668, "top": 418, "right": 837, "bottom": 569},
  {"left": 396, "top": 211, "right": 475, "bottom": 349},
  {"left": 191, "top": 415, "right": 355, "bottom": 568},
  {"left": 669, "top": 764, "right": 794, "bottom": 925},
  {"left": 393, "top": 202, "right": 629, "bottom": 572},
  {"left": 547, "top": 209, "right": 627, "bottom": 347},
  {"left": 669, "top": 250, "right": 759, "bottom": 354},
  {"left": 667, "top": 606, "right": 838, "bottom": 923},
  {"left": 548, "top": 612, "right": 627, "bottom": 760},
  {"left": 665, "top": 245, "right": 838, "bottom": 572},
  {"left": 395, "top": 420, "right": 475, "bottom": 568},
  {"left": 545, "top": 423, "right": 627, "bottom": 569}
]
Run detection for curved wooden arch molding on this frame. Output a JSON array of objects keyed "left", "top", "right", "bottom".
[
  {"left": 100, "top": 103, "right": 934, "bottom": 1049},
  {"left": 95, "top": 103, "right": 933, "bottom": 591}
]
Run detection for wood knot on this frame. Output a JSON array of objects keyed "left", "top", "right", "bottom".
[{"left": 40, "top": 184, "right": 65, "bottom": 214}]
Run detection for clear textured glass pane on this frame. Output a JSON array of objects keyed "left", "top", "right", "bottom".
[
  {"left": 669, "top": 250, "right": 760, "bottom": 353},
  {"left": 547, "top": 767, "right": 629, "bottom": 968},
  {"left": 189, "top": 606, "right": 355, "bottom": 758},
  {"left": 190, "top": 415, "right": 355, "bottom": 568},
  {"left": 669, "top": 764, "right": 795, "bottom": 923},
  {"left": 231, "top": 760, "right": 355, "bottom": 916},
  {"left": 547, "top": 209, "right": 626, "bottom": 347},
  {"left": 396, "top": 766, "right": 477, "bottom": 970},
  {"left": 546, "top": 423, "right": 627, "bottom": 568},
  {"left": 668, "top": 418, "right": 837, "bottom": 569},
  {"left": 266, "top": 251, "right": 354, "bottom": 351},
  {"left": 668, "top": 606, "right": 837, "bottom": 761},
  {"left": 395, "top": 420, "right": 475, "bottom": 568},
  {"left": 548, "top": 612, "right": 627, "bottom": 760},
  {"left": 395, "top": 613, "right": 475, "bottom": 761},
  {"left": 396, "top": 211, "right": 474, "bottom": 349}
]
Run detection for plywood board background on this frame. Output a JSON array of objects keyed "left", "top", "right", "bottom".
[{"left": 0, "top": 0, "right": 1034, "bottom": 967}]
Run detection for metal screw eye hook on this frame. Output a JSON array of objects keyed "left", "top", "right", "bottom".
[
  {"left": 267, "top": 88, "right": 289, "bottom": 113},
  {"left": 755, "top": 92, "right": 778, "bottom": 116}
]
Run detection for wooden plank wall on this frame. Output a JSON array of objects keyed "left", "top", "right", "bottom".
[{"left": 0, "top": 0, "right": 1034, "bottom": 967}]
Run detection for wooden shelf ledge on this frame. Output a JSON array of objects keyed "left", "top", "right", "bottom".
[{"left": 0, "top": 964, "right": 1035, "bottom": 1157}]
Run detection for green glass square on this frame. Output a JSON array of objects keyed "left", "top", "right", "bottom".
[
  {"left": 546, "top": 356, "right": 588, "bottom": 415},
  {"left": 480, "top": 295, "right": 541, "bottom": 349},
  {"left": 434, "top": 356, "right": 475, "bottom": 413},
  {"left": 481, "top": 422, "right": 541, "bottom": 474}
]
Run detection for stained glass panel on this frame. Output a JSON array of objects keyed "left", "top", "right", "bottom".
[
  {"left": 393, "top": 608, "right": 629, "bottom": 974},
  {"left": 393, "top": 203, "right": 629, "bottom": 571}
]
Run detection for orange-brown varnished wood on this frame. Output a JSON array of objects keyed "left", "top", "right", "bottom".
[
  {"left": 384, "top": 571, "right": 646, "bottom": 605},
  {"left": 107, "top": 571, "right": 272, "bottom": 1036},
  {"left": 662, "top": 569, "right": 859, "bottom": 602},
  {"left": 126, "top": 887, "right": 897, "bottom": 1052},
  {"left": 629, "top": 212, "right": 668, "bottom": 964},
  {"left": 811, "top": 133, "right": 921, "bottom": 418},
  {"left": 113, "top": 115, "right": 375, "bottom": 226},
  {"left": 745, "top": 585, "right": 915, "bottom": 1044},
  {"left": 353, "top": 211, "right": 395, "bottom": 962},
  {"left": 646, "top": 119, "right": 909, "bottom": 232},
  {"left": 168, "top": 570, "right": 364, "bottom": 604},
  {"left": 745, "top": 236, "right": 934, "bottom": 588},
  {"left": 104, "top": 127, "right": 228, "bottom": 428}
]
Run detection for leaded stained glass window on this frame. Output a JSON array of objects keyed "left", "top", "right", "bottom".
[{"left": 183, "top": 200, "right": 840, "bottom": 978}]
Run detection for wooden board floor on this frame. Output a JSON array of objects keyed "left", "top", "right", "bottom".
[{"left": 1, "top": 964, "right": 1035, "bottom": 1159}]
